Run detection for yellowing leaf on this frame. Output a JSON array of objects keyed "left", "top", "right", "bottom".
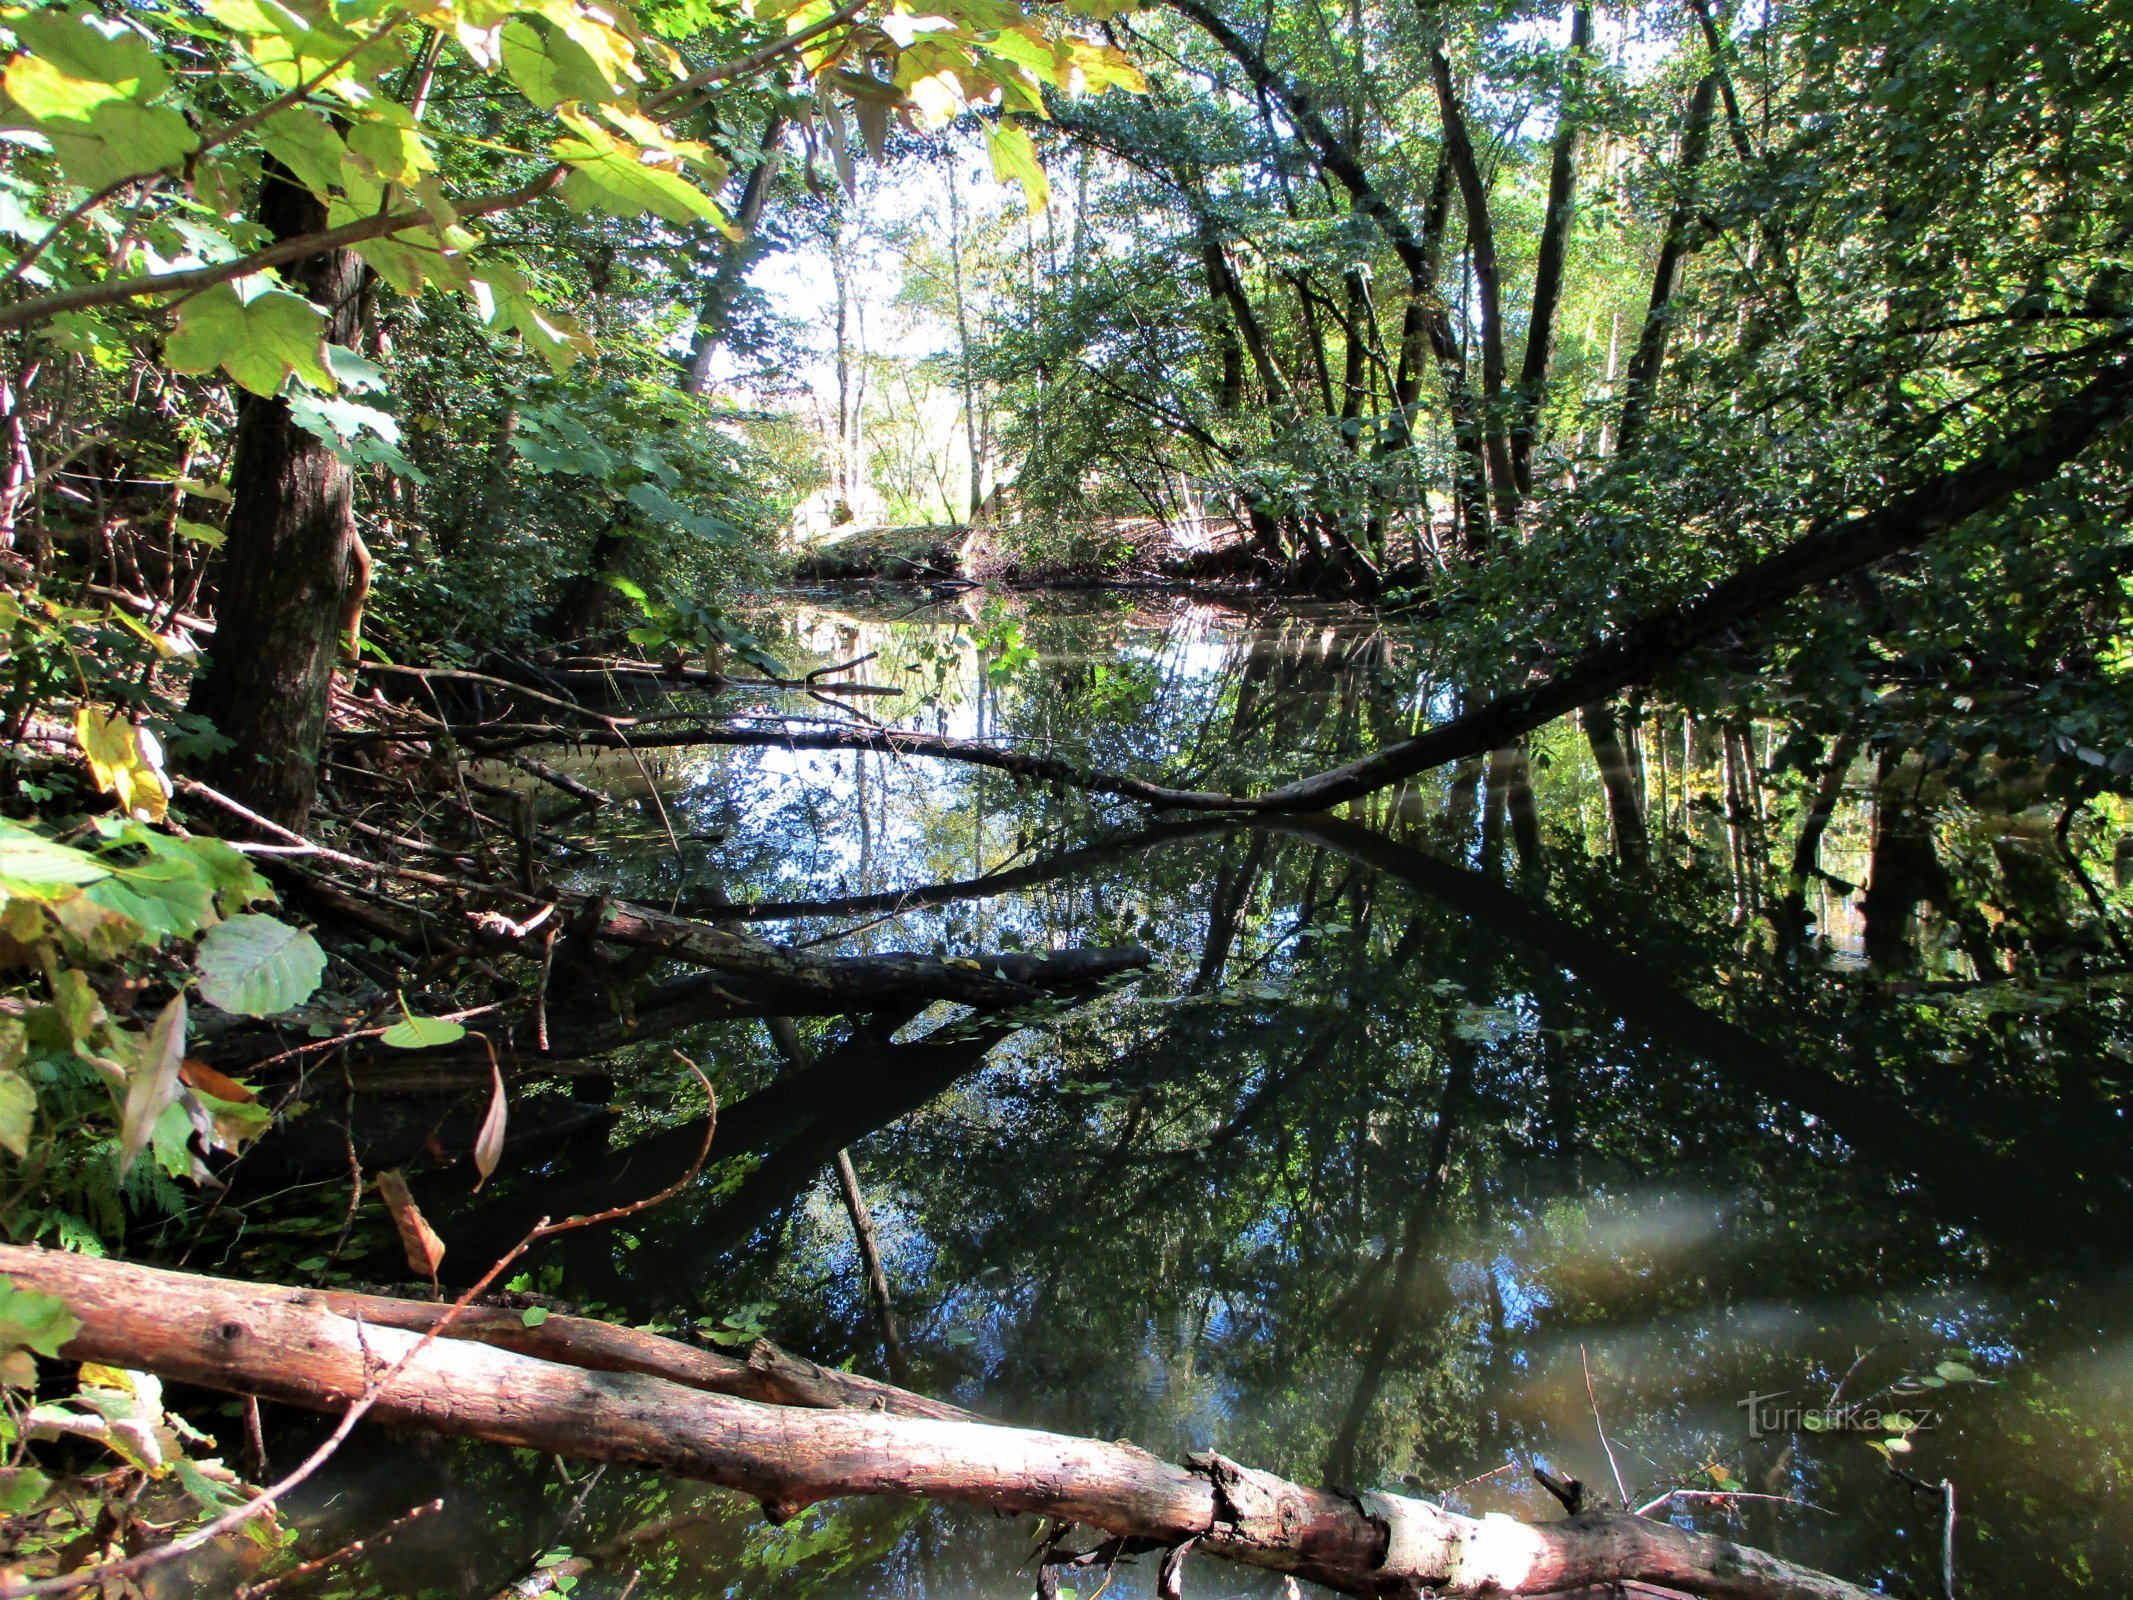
[
  {"left": 1, "top": 11, "right": 197, "bottom": 188},
  {"left": 1, "top": 60, "right": 197, "bottom": 190},
  {"left": 985, "top": 120, "right": 1049, "bottom": 212},
  {"left": 554, "top": 123, "right": 728, "bottom": 228},
  {"left": 74, "top": 706, "right": 170, "bottom": 823},
  {"left": 0, "top": 1073, "right": 34, "bottom": 1159},
  {"left": 165, "top": 277, "right": 336, "bottom": 397}
]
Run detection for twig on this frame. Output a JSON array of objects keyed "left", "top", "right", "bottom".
[
  {"left": 1940, "top": 1478, "right": 1958, "bottom": 1600},
  {"left": 1580, "top": 1344, "right": 1631, "bottom": 1508},
  {"left": 0, "top": 1062, "right": 716, "bottom": 1599},
  {"left": 233, "top": 1497, "right": 444, "bottom": 1597},
  {"left": 1633, "top": 1488, "right": 1833, "bottom": 1517}
]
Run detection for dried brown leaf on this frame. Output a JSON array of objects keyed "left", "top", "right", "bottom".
[{"left": 375, "top": 1169, "right": 446, "bottom": 1282}]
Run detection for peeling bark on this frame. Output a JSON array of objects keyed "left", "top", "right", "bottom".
[{"left": 0, "top": 1247, "right": 1880, "bottom": 1600}]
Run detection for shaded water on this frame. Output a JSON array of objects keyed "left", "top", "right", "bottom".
[{"left": 211, "top": 590, "right": 2133, "bottom": 1599}]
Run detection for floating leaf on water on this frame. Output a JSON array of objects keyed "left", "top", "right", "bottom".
[
  {"left": 379, "top": 997, "right": 466, "bottom": 1050},
  {"left": 1935, "top": 1361, "right": 1978, "bottom": 1383}
]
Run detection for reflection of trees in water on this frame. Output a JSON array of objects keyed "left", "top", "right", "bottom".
[{"left": 351, "top": 602, "right": 2133, "bottom": 1597}]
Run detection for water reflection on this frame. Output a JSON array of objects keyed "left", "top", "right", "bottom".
[{"left": 237, "top": 590, "right": 2133, "bottom": 1599}]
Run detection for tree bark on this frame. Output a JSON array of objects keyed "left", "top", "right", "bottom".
[
  {"left": 1585, "top": 702, "right": 1651, "bottom": 867},
  {"left": 1509, "top": 5, "right": 1594, "bottom": 497},
  {"left": 679, "top": 112, "right": 787, "bottom": 398},
  {"left": 186, "top": 164, "right": 365, "bottom": 829},
  {"left": 0, "top": 1246, "right": 1881, "bottom": 1600},
  {"left": 1429, "top": 45, "right": 1517, "bottom": 527},
  {"left": 1615, "top": 76, "right": 1719, "bottom": 458}
]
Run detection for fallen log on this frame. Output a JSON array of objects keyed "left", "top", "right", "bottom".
[
  {"left": 318, "top": 1283, "right": 976, "bottom": 1422},
  {"left": 2, "top": 1247, "right": 1876, "bottom": 1600},
  {"left": 584, "top": 903, "right": 1147, "bottom": 1012}
]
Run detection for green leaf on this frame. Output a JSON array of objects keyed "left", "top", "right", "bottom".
[
  {"left": 0, "top": 1275, "right": 80, "bottom": 1387},
  {"left": 0, "top": 819, "right": 108, "bottom": 897},
  {"left": 84, "top": 857, "right": 218, "bottom": 941},
  {"left": 194, "top": 913, "right": 326, "bottom": 1016},
  {"left": 0, "top": 1466, "right": 51, "bottom": 1516},
  {"left": 344, "top": 106, "right": 432, "bottom": 185},
  {"left": 378, "top": 1014, "right": 465, "bottom": 1049},
  {"left": 521, "top": 1305, "right": 550, "bottom": 1328},
  {"left": 165, "top": 278, "right": 335, "bottom": 397},
  {"left": 0, "top": 11, "right": 198, "bottom": 189},
  {"left": 9, "top": 10, "right": 171, "bottom": 96},
  {"left": 502, "top": 18, "right": 615, "bottom": 109},
  {"left": 1934, "top": 1361, "right": 1977, "bottom": 1383},
  {"left": 258, "top": 106, "right": 350, "bottom": 201}
]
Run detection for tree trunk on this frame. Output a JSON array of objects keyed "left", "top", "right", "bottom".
[
  {"left": 1509, "top": 5, "right": 1594, "bottom": 497},
  {"left": 1429, "top": 45, "right": 1517, "bottom": 528},
  {"left": 0, "top": 1246, "right": 1882, "bottom": 1600},
  {"left": 185, "top": 164, "right": 364, "bottom": 829},
  {"left": 678, "top": 112, "right": 787, "bottom": 398},
  {"left": 1585, "top": 702, "right": 1650, "bottom": 867},
  {"left": 1615, "top": 76, "right": 1719, "bottom": 458}
]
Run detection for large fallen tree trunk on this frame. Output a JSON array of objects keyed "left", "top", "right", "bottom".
[{"left": 2, "top": 1248, "right": 1875, "bottom": 1600}]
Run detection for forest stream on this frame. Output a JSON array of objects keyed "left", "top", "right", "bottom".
[{"left": 158, "top": 588, "right": 2133, "bottom": 1600}]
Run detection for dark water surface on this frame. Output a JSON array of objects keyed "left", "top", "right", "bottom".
[{"left": 204, "top": 589, "right": 2133, "bottom": 1599}]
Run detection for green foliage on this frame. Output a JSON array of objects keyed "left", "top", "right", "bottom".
[
  {"left": 0, "top": 818, "right": 312, "bottom": 1241},
  {"left": 193, "top": 913, "right": 329, "bottom": 1017},
  {"left": 0, "top": 1347, "right": 280, "bottom": 1577}
]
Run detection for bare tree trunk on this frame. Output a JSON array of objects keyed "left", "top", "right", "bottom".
[
  {"left": 1429, "top": 45, "right": 1517, "bottom": 528},
  {"left": 1585, "top": 702, "right": 1650, "bottom": 867},
  {"left": 1509, "top": 5, "right": 1594, "bottom": 497},
  {"left": 946, "top": 155, "right": 985, "bottom": 521},
  {"left": 679, "top": 112, "right": 788, "bottom": 398},
  {"left": 1615, "top": 76, "right": 1719, "bottom": 457},
  {"left": 1, "top": 1246, "right": 1883, "bottom": 1600},
  {"left": 185, "top": 163, "right": 364, "bottom": 829},
  {"left": 1323, "top": 1043, "right": 1472, "bottom": 1485}
]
